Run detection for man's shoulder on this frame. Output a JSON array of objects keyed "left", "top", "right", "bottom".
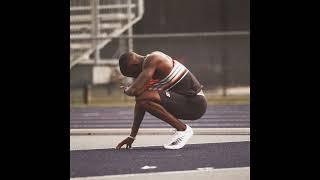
[
  {"left": 150, "top": 51, "right": 165, "bottom": 55},
  {"left": 147, "top": 51, "right": 173, "bottom": 61},
  {"left": 142, "top": 54, "right": 160, "bottom": 69},
  {"left": 144, "top": 51, "right": 166, "bottom": 65},
  {"left": 143, "top": 51, "right": 174, "bottom": 71},
  {"left": 149, "top": 51, "right": 172, "bottom": 59}
]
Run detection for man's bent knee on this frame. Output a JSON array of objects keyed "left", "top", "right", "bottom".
[{"left": 136, "top": 99, "right": 149, "bottom": 108}]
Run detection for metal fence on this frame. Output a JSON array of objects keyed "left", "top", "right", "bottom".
[
  {"left": 100, "top": 31, "right": 250, "bottom": 88},
  {"left": 70, "top": 31, "right": 250, "bottom": 103}
]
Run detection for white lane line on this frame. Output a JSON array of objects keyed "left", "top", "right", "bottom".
[
  {"left": 82, "top": 113, "right": 100, "bottom": 117},
  {"left": 141, "top": 165, "right": 157, "bottom": 170},
  {"left": 197, "top": 167, "right": 215, "bottom": 171},
  {"left": 70, "top": 118, "right": 250, "bottom": 122},
  {"left": 70, "top": 167, "right": 250, "bottom": 180},
  {"left": 70, "top": 128, "right": 250, "bottom": 135}
]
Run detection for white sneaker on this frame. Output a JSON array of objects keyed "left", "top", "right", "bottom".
[{"left": 164, "top": 125, "right": 193, "bottom": 149}]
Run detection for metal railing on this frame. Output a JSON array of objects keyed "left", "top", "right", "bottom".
[
  {"left": 70, "top": 31, "right": 250, "bottom": 94},
  {"left": 71, "top": 31, "right": 250, "bottom": 40},
  {"left": 70, "top": 0, "right": 144, "bottom": 69}
]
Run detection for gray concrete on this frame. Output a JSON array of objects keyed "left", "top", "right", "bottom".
[
  {"left": 70, "top": 127, "right": 250, "bottom": 135},
  {"left": 70, "top": 134, "right": 250, "bottom": 150}
]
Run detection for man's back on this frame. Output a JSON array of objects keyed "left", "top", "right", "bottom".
[
  {"left": 144, "top": 51, "right": 203, "bottom": 96},
  {"left": 143, "top": 51, "right": 174, "bottom": 80}
]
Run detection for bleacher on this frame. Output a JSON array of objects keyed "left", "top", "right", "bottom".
[{"left": 70, "top": 0, "right": 144, "bottom": 69}]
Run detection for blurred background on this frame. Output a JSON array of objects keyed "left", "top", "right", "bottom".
[{"left": 70, "top": 0, "right": 250, "bottom": 106}]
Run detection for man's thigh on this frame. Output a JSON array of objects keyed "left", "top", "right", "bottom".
[
  {"left": 158, "top": 91, "right": 190, "bottom": 119},
  {"left": 159, "top": 91, "right": 207, "bottom": 120}
]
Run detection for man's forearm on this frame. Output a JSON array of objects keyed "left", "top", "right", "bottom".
[
  {"left": 124, "top": 70, "right": 154, "bottom": 96},
  {"left": 130, "top": 103, "right": 146, "bottom": 137}
]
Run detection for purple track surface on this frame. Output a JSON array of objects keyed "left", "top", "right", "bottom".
[{"left": 70, "top": 104, "right": 250, "bottom": 129}]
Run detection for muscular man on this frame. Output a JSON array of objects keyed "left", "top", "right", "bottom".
[{"left": 116, "top": 51, "right": 207, "bottom": 150}]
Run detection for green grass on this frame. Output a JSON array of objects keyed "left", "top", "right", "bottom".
[
  {"left": 206, "top": 95, "right": 250, "bottom": 105},
  {"left": 70, "top": 95, "right": 250, "bottom": 108},
  {"left": 70, "top": 86, "right": 250, "bottom": 108}
]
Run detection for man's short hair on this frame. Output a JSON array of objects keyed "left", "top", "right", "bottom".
[{"left": 118, "top": 52, "right": 132, "bottom": 76}]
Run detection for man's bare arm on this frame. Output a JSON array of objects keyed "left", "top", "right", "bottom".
[
  {"left": 115, "top": 97, "right": 146, "bottom": 149},
  {"left": 129, "top": 102, "right": 146, "bottom": 137},
  {"left": 124, "top": 57, "right": 158, "bottom": 96}
]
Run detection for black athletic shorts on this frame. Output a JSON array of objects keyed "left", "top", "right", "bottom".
[{"left": 159, "top": 90, "right": 207, "bottom": 120}]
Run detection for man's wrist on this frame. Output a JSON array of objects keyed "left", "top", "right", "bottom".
[
  {"left": 124, "top": 87, "right": 134, "bottom": 96},
  {"left": 123, "top": 87, "right": 129, "bottom": 94},
  {"left": 128, "top": 135, "right": 136, "bottom": 140}
]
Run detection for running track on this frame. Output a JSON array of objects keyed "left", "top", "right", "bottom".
[
  {"left": 70, "top": 104, "right": 250, "bottom": 129},
  {"left": 70, "top": 141, "right": 250, "bottom": 178}
]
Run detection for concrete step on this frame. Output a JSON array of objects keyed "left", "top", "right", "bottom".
[
  {"left": 78, "top": 58, "right": 118, "bottom": 64},
  {"left": 70, "top": 33, "right": 108, "bottom": 39},
  {"left": 70, "top": 4, "right": 136, "bottom": 11},
  {"left": 70, "top": 13, "right": 135, "bottom": 22},
  {"left": 70, "top": 23, "right": 122, "bottom": 31},
  {"left": 70, "top": 43, "right": 92, "bottom": 49}
]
